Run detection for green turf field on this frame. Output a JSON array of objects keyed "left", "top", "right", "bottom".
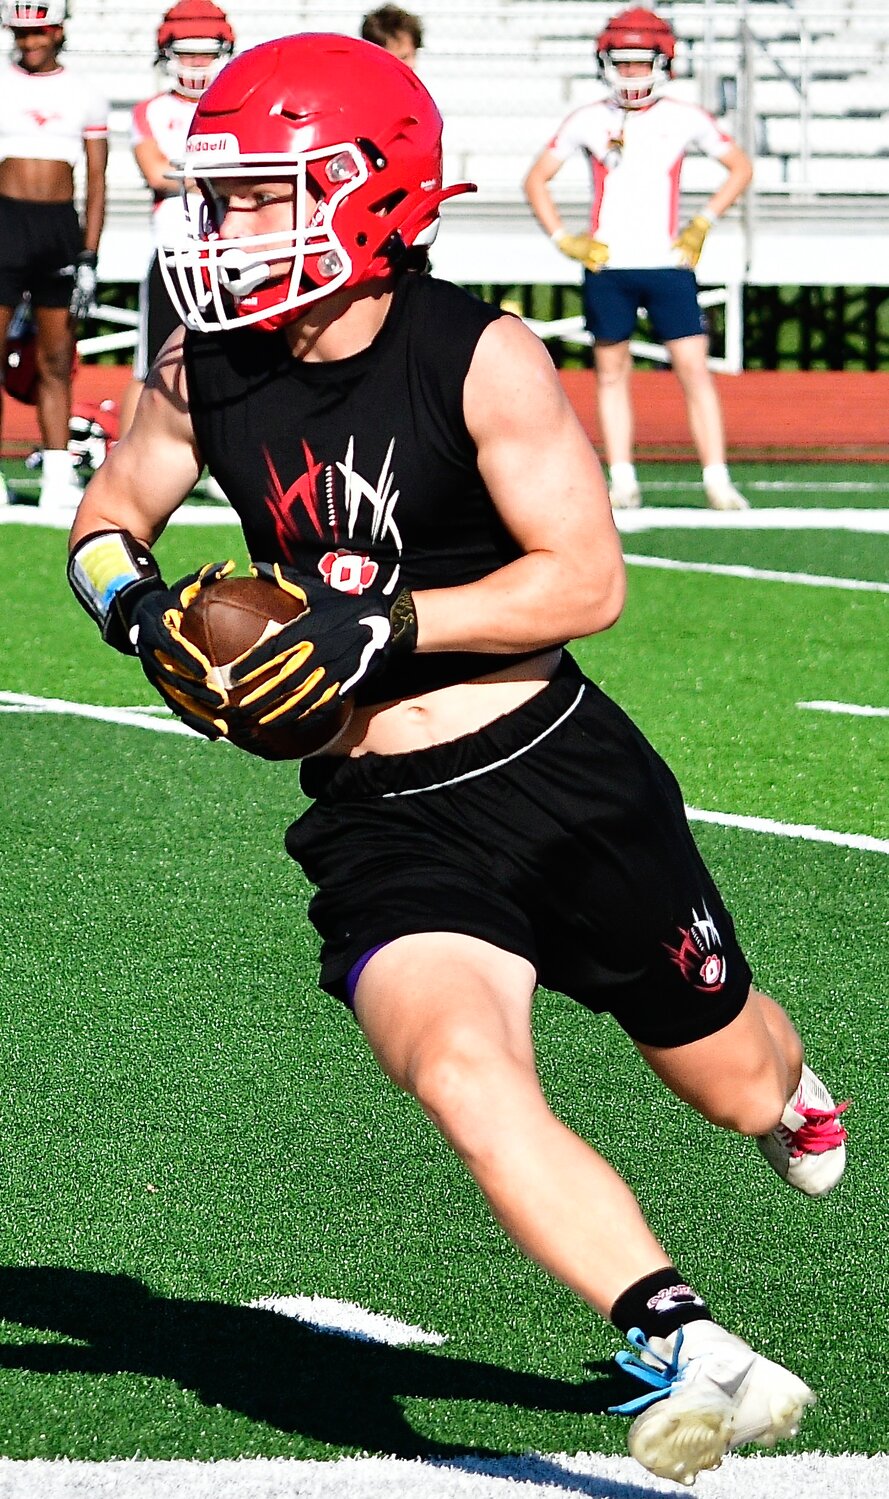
[{"left": 0, "top": 462, "right": 886, "bottom": 1478}]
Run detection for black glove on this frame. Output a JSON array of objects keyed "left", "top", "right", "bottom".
[
  {"left": 69, "top": 250, "right": 98, "bottom": 322},
  {"left": 130, "top": 560, "right": 236, "bottom": 739},
  {"left": 229, "top": 562, "right": 417, "bottom": 731}
]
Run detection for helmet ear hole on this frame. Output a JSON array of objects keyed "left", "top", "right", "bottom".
[{"left": 369, "top": 189, "right": 408, "bottom": 218}]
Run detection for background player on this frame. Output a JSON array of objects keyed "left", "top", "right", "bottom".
[
  {"left": 360, "top": 5, "right": 423, "bottom": 69},
  {"left": 66, "top": 35, "right": 846, "bottom": 1486},
  {"left": 0, "top": 0, "right": 107, "bottom": 509},
  {"left": 119, "top": 0, "right": 235, "bottom": 439},
  {"left": 524, "top": 6, "right": 752, "bottom": 511}
]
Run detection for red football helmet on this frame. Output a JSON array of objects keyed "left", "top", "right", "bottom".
[
  {"left": 597, "top": 8, "right": 676, "bottom": 108},
  {"left": 160, "top": 32, "right": 475, "bottom": 333},
  {"left": 157, "top": 0, "right": 234, "bottom": 100}
]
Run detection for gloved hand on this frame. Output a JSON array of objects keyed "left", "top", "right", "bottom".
[
  {"left": 129, "top": 560, "right": 236, "bottom": 739},
  {"left": 229, "top": 562, "right": 417, "bottom": 732},
  {"left": 672, "top": 215, "right": 713, "bottom": 270},
  {"left": 552, "top": 230, "right": 609, "bottom": 273},
  {"left": 69, "top": 250, "right": 98, "bottom": 321}
]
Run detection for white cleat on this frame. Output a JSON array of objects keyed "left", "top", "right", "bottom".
[
  {"left": 757, "top": 1062, "right": 849, "bottom": 1197},
  {"left": 704, "top": 477, "right": 749, "bottom": 511},
  {"left": 612, "top": 1320, "right": 816, "bottom": 1486},
  {"left": 0, "top": 471, "right": 9, "bottom": 507},
  {"left": 609, "top": 478, "right": 642, "bottom": 510},
  {"left": 38, "top": 481, "right": 82, "bottom": 512}
]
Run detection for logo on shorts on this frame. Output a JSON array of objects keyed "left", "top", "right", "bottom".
[
  {"left": 664, "top": 902, "right": 727, "bottom": 992},
  {"left": 646, "top": 1284, "right": 706, "bottom": 1315}
]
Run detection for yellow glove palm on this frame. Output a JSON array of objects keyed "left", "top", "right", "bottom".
[
  {"left": 672, "top": 215, "right": 712, "bottom": 270},
  {"left": 554, "top": 231, "right": 609, "bottom": 273}
]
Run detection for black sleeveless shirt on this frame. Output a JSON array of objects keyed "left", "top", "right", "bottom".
[{"left": 183, "top": 274, "right": 533, "bottom": 706}]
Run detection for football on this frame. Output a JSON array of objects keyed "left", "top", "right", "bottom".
[{"left": 178, "top": 574, "right": 353, "bottom": 759}]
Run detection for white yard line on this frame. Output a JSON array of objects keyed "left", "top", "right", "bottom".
[
  {"left": 799, "top": 700, "right": 889, "bottom": 717},
  {"left": 623, "top": 553, "right": 889, "bottom": 592},
  {"left": 0, "top": 1453, "right": 882, "bottom": 1498},
  {"left": 3, "top": 692, "right": 886, "bottom": 852}
]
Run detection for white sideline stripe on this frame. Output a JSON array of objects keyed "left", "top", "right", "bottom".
[
  {"left": 615, "top": 507, "right": 889, "bottom": 532},
  {"left": 3, "top": 691, "right": 887, "bottom": 852},
  {"left": 249, "top": 1295, "right": 446, "bottom": 1347},
  {"left": 623, "top": 553, "right": 889, "bottom": 592},
  {"left": 686, "top": 806, "right": 889, "bottom": 855},
  {"left": 799, "top": 699, "right": 889, "bottom": 717},
  {"left": 0, "top": 1453, "right": 883, "bottom": 1498},
  {"left": 5, "top": 505, "right": 889, "bottom": 532}
]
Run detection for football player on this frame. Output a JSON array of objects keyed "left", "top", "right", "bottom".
[
  {"left": 524, "top": 7, "right": 752, "bottom": 511},
  {"left": 119, "top": 0, "right": 235, "bottom": 447},
  {"left": 0, "top": 0, "right": 108, "bottom": 509},
  {"left": 67, "top": 35, "right": 847, "bottom": 1485}
]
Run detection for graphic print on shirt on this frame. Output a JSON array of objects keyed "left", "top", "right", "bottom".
[
  {"left": 663, "top": 900, "right": 727, "bottom": 992},
  {"left": 263, "top": 434, "right": 403, "bottom": 597},
  {"left": 25, "top": 110, "right": 61, "bottom": 130}
]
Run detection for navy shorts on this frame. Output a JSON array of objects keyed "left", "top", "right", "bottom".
[
  {"left": 0, "top": 196, "right": 81, "bottom": 309},
  {"left": 286, "top": 655, "right": 752, "bottom": 1048},
  {"left": 583, "top": 267, "right": 707, "bottom": 345}
]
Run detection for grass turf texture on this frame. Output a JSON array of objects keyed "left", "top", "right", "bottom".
[{"left": 0, "top": 478, "right": 885, "bottom": 1461}]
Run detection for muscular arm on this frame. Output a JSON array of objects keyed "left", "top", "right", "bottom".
[
  {"left": 412, "top": 315, "right": 625, "bottom": 654},
  {"left": 69, "top": 326, "right": 202, "bottom": 550}
]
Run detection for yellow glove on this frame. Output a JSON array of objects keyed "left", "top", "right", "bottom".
[
  {"left": 672, "top": 214, "right": 713, "bottom": 270},
  {"left": 552, "top": 230, "right": 609, "bottom": 273}
]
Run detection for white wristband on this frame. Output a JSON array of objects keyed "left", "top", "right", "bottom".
[
  {"left": 700, "top": 209, "right": 718, "bottom": 226},
  {"left": 550, "top": 228, "right": 566, "bottom": 242}
]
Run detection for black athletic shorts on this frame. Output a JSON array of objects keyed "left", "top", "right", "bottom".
[
  {"left": 0, "top": 195, "right": 81, "bottom": 309},
  {"left": 287, "top": 654, "right": 752, "bottom": 1048},
  {"left": 134, "top": 251, "right": 181, "bottom": 380}
]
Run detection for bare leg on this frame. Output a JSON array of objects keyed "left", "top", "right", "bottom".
[
  {"left": 636, "top": 987, "right": 803, "bottom": 1135},
  {"left": 34, "top": 304, "right": 75, "bottom": 450},
  {"left": 666, "top": 333, "right": 725, "bottom": 469},
  {"left": 593, "top": 339, "right": 635, "bottom": 469},
  {"left": 353, "top": 932, "right": 672, "bottom": 1318}
]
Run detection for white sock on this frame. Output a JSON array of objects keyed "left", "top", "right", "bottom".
[
  {"left": 609, "top": 461, "right": 637, "bottom": 487},
  {"left": 0, "top": 471, "right": 8, "bottom": 504},
  {"left": 41, "top": 449, "right": 78, "bottom": 486},
  {"left": 702, "top": 463, "right": 730, "bottom": 488}
]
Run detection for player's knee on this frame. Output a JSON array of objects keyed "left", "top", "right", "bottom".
[
  {"left": 408, "top": 1025, "right": 512, "bottom": 1141},
  {"left": 37, "top": 348, "right": 73, "bottom": 385}
]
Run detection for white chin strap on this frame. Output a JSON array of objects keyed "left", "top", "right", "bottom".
[{"left": 216, "top": 248, "right": 272, "bottom": 299}]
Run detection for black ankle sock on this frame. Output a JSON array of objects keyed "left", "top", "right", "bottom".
[{"left": 610, "top": 1268, "right": 713, "bottom": 1341}]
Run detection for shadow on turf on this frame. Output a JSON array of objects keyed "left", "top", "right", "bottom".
[{"left": 0, "top": 1266, "right": 646, "bottom": 1471}]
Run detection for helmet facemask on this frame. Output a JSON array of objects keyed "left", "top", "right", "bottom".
[
  {"left": 161, "top": 142, "right": 371, "bottom": 333},
  {"left": 163, "top": 36, "right": 231, "bottom": 99},
  {"left": 601, "top": 47, "right": 671, "bottom": 108},
  {"left": 2, "top": 0, "right": 66, "bottom": 25}
]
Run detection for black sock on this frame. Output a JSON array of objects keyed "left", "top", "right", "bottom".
[{"left": 610, "top": 1268, "right": 713, "bottom": 1341}]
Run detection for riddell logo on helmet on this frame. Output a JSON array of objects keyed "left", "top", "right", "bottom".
[{"left": 186, "top": 132, "right": 239, "bottom": 156}]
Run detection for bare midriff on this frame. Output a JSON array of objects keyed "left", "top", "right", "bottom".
[
  {"left": 0, "top": 157, "right": 74, "bottom": 201},
  {"left": 329, "top": 647, "right": 563, "bottom": 758}
]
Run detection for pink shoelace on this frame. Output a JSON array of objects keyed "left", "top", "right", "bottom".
[{"left": 781, "top": 1101, "right": 850, "bottom": 1157}]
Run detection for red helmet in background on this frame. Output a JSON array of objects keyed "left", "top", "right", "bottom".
[
  {"left": 157, "top": 0, "right": 235, "bottom": 100},
  {"left": 597, "top": 8, "right": 676, "bottom": 108},
  {"left": 160, "top": 33, "right": 475, "bottom": 333},
  {"left": 1, "top": 1, "right": 66, "bottom": 26}
]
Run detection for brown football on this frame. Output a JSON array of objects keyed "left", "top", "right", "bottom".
[{"left": 178, "top": 574, "right": 353, "bottom": 760}]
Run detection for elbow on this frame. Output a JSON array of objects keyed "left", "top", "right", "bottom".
[{"left": 575, "top": 558, "right": 626, "bottom": 638}]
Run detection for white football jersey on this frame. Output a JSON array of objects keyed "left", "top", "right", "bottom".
[
  {"left": 548, "top": 95, "right": 733, "bottom": 269},
  {"left": 0, "top": 63, "right": 107, "bottom": 166},
  {"left": 131, "top": 90, "right": 198, "bottom": 248}
]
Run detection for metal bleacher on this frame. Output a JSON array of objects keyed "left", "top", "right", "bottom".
[{"left": 2, "top": 0, "right": 885, "bottom": 295}]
